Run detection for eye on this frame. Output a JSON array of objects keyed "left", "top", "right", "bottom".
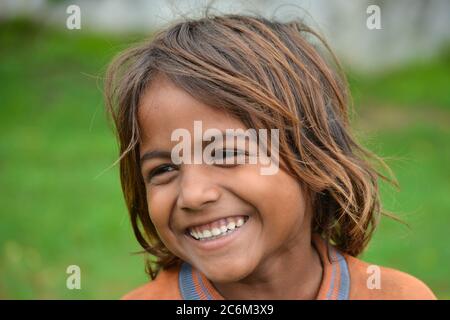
[
  {"left": 220, "top": 149, "right": 235, "bottom": 158},
  {"left": 146, "top": 164, "right": 177, "bottom": 184},
  {"left": 211, "top": 149, "right": 248, "bottom": 164}
]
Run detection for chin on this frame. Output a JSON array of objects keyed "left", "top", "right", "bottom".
[{"left": 200, "top": 258, "right": 256, "bottom": 283}]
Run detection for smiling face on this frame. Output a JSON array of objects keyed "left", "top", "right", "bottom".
[{"left": 138, "top": 74, "right": 314, "bottom": 283}]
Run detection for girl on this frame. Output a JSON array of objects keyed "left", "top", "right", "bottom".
[{"left": 104, "top": 14, "right": 436, "bottom": 300}]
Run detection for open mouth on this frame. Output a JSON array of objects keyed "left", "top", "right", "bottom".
[{"left": 185, "top": 215, "right": 249, "bottom": 241}]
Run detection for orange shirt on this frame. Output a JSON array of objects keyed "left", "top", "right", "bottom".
[{"left": 122, "top": 235, "right": 436, "bottom": 300}]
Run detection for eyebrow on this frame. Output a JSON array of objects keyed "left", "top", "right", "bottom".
[{"left": 140, "top": 150, "right": 172, "bottom": 165}]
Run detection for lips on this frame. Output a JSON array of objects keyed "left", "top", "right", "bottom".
[{"left": 186, "top": 215, "right": 249, "bottom": 241}]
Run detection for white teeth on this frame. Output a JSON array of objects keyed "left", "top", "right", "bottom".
[
  {"left": 190, "top": 230, "right": 199, "bottom": 239},
  {"left": 203, "top": 230, "right": 212, "bottom": 238},
  {"left": 227, "top": 221, "right": 236, "bottom": 230},
  {"left": 188, "top": 216, "right": 249, "bottom": 240}
]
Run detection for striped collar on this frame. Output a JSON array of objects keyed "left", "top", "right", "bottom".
[
  {"left": 315, "top": 235, "right": 351, "bottom": 300},
  {"left": 178, "top": 234, "right": 350, "bottom": 300}
]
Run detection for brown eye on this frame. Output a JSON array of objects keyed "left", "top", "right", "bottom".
[
  {"left": 147, "top": 164, "right": 177, "bottom": 184},
  {"left": 212, "top": 149, "right": 246, "bottom": 160},
  {"left": 210, "top": 149, "right": 249, "bottom": 166}
]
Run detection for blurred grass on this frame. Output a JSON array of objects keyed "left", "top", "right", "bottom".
[
  {"left": 0, "top": 19, "right": 449, "bottom": 299},
  {"left": 348, "top": 50, "right": 450, "bottom": 299},
  {"left": 348, "top": 48, "right": 450, "bottom": 109},
  {"left": 0, "top": 19, "right": 149, "bottom": 299}
]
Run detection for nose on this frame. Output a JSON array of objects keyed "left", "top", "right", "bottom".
[{"left": 176, "top": 165, "right": 221, "bottom": 211}]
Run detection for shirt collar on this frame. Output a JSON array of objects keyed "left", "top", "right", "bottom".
[{"left": 178, "top": 234, "right": 350, "bottom": 300}]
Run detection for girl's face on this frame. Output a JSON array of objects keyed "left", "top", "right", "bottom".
[{"left": 138, "top": 75, "right": 312, "bottom": 283}]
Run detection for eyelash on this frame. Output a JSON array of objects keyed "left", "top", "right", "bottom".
[
  {"left": 212, "top": 148, "right": 248, "bottom": 159},
  {"left": 147, "top": 164, "right": 177, "bottom": 182},
  {"left": 145, "top": 149, "right": 248, "bottom": 183}
]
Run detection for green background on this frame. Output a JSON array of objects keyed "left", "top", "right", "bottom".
[{"left": 0, "top": 19, "right": 449, "bottom": 299}]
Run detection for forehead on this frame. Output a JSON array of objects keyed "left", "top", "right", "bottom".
[{"left": 138, "top": 75, "right": 246, "bottom": 150}]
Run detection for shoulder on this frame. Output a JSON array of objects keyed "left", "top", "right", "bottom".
[
  {"left": 121, "top": 264, "right": 182, "bottom": 300},
  {"left": 344, "top": 254, "right": 436, "bottom": 300}
]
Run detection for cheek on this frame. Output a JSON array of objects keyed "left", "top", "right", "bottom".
[
  {"left": 146, "top": 185, "right": 189, "bottom": 258},
  {"left": 233, "top": 166, "right": 307, "bottom": 236},
  {"left": 146, "top": 186, "right": 176, "bottom": 237},
  {"left": 269, "top": 178, "right": 305, "bottom": 223}
]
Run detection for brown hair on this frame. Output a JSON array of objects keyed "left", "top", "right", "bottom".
[{"left": 104, "top": 14, "right": 396, "bottom": 279}]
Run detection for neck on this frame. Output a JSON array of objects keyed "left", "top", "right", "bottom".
[{"left": 212, "top": 234, "right": 323, "bottom": 300}]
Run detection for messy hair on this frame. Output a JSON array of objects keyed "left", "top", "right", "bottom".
[{"left": 104, "top": 14, "right": 396, "bottom": 279}]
